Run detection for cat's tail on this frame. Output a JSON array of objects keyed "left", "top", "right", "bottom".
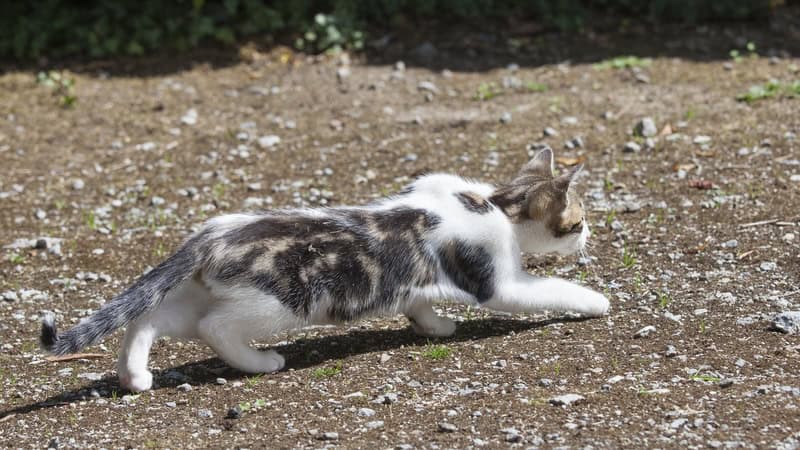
[{"left": 40, "top": 232, "right": 207, "bottom": 355}]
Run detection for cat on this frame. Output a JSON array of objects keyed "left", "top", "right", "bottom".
[{"left": 40, "top": 147, "right": 609, "bottom": 392}]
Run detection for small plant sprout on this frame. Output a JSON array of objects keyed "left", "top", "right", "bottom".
[
  {"left": 593, "top": 55, "right": 652, "bottom": 70},
  {"left": 8, "top": 253, "right": 25, "bottom": 265},
  {"left": 474, "top": 82, "right": 503, "bottom": 101},
  {"left": 422, "top": 344, "right": 452, "bottom": 360},
  {"left": 622, "top": 245, "right": 637, "bottom": 269},
  {"left": 312, "top": 361, "right": 343, "bottom": 378},
  {"left": 577, "top": 270, "right": 588, "bottom": 283},
  {"left": 524, "top": 81, "right": 548, "bottom": 92},
  {"left": 244, "top": 373, "right": 263, "bottom": 387},
  {"left": 37, "top": 70, "right": 77, "bottom": 108},
  {"left": 658, "top": 291, "right": 670, "bottom": 309},
  {"left": 691, "top": 374, "right": 721, "bottom": 383},
  {"left": 85, "top": 210, "right": 97, "bottom": 230},
  {"left": 699, "top": 318, "right": 707, "bottom": 334},
  {"left": 605, "top": 209, "right": 617, "bottom": 227}
]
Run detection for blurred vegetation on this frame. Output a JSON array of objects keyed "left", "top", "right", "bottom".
[{"left": 1, "top": 0, "right": 775, "bottom": 60}]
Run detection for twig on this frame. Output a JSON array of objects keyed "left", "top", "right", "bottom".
[
  {"left": 45, "top": 353, "right": 106, "bottom": 362},
  {"left": 738, "top": 218, "right": 779, "bottom": 228},
  {"left": 0, "top": 413, "right": 16, "bottom": 423}
]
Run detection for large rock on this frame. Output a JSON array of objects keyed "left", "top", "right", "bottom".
[{"left": 771, "top": 311, "right": 800, "bottom": 334}]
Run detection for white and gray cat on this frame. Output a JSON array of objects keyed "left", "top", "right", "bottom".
[{"left": 41, "top": 147, "right": 609, "bottom": 392}]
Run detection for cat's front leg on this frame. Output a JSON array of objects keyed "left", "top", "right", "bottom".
[
  {"left": 405, "top": 302, "right": 457, "bottom": 337},
  {"left": 486, "top": 273, "right": 609, "bottom": 317}
]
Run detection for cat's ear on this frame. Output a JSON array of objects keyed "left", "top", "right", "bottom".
[
  {"left": 519, "top": 147, "right": 554, "bottom": 178},
  {"left": 554, "top": 163, "right": 583, "bottom": 190}
]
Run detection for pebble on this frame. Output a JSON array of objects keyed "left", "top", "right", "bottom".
[
  {"left": 562, "top": 116, "right": 578, "bottom": 125},
  {"left": 565, "top": 136, "right": 583, "bottom": 149},
  {"left": 549, "top": 393, "right": 585, "bottom": 406},
  {"left": 257, "top": 135, "right": 281, "bottom": 149},
  {"left": 634, "top": 117, "right": 658, "bottom": 137},
  {"left": 759, "top": 261, "right": 777, "bottom": 272},
  {"left": 623, "top": 141, "right": 641, "bottom": 153},
  {"left": 665, "top": 345, "right": 679, "bottom": 358},
  {"left": 771, "top": 311, "right": 800, "bottom": 334},
  {"left": 198, "top": 409, "right": 213, "bottom": 419},
  {"left": 634, "top": 325, "right": 656, "bottom": 338},
  {"left": 790, "top": 174, "right": 800, "bottom": 182},
  {"left": 181, "top": 108, "right": 198, "bottom": 125},
  {"left": 176, "top": 383, "right": 193, "bottom": 392},
  {"left": 783, "top": 233, "right": 796, "bottom": 243},
  {"left": 358, "top": 407, "right": 376, "bottom": 417},
  {"left": 722, "top": 239, "right": 738, "bottom": 248},
  {"left": 438, "top": 422, "right": 458, "bottom": 432},
  {"left": 499, "top": 112, "right": 512, "bottom": 124},
  {"left": 71, "top": 179, "right": 85, "bottom": 190},
  {"left": 379, "top": 353, "right": 391, "bottom": 364},
  {"left": 417, "top": 81, "right": 438, "bottom": 94},
  {"left": 543, "top": 127, "right": 559, "bottom": 137},
  {"left": 215, "top": 377, "right": 227, "bottom": 385},
  {"left": 226, "top": 406, "right": 243, "bottom": 419},
  {"left": 1, "top": 291, "right": 18, "bottom": 302},
  {"left": 318, "top": 432, "right": 339, "bottom": 441},
  {"left": 693, "top": 135, "right": 712, "bottom": 145},
  {"left": 165, "top": 401, "right": 177, "bottom": 408},
  {"left": 35, "top": 209, "right": 47, "bottom": 220},
  {"left": 365, "top": 420, "right": 384, "bottom": 430},
  {"left": 538, "top": 378, "right": 553, "bottom": 387}
]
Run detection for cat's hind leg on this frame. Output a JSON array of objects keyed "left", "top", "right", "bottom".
[
  {"left": 117, "top": 279, "right": 210, "bottom": 392},
  {"left": 117, "top": 319, "right": 157, "bottom": 392},
  {"left": 197, "top": 290, "right": 290, "bottom": 374},
  {"left": 405, "top": 302, "right": 457, "bottom": 337}
]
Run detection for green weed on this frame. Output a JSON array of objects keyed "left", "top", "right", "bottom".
[
  {"left": 737, "top": 80, "right": 800, "bottom": 103},
  {"left": 524, "top": 81, "right": 548, "bottom": 92},
  {"left": 474, "top": 82, "right": 503, "bottom": 101},
  {"left": 658, "top": 291, "right": 670, "bottom": 309},
  {"left": 422, "top": 344, "right": 451, "bottom": 360},
  {"left": 244, "top": 373, "right": 263, "bottom": 387},
  {"left": 622, "top": 245, "right": 637, "bottom": 269},
  {"left": 691, "top": 374, "right": 721, "bottom": 383},
  {"left": 37, "top": 70, "right": 76, "bottom": 108},
  {"left": 8, "top": 253, "right": 24, "bottom": 265},
  {"left": 311, "top": 361, "right": 343, "bottom": 378},
  {"left": 594, "top": 55, "right": 651, "bottom": 70},
  {"left": 85, "top": 210, "right": 97, "bottom": 230}
]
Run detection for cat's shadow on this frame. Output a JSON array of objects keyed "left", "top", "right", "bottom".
[{"left": 0, "top": 315, "right": 587, "bottom": 419}]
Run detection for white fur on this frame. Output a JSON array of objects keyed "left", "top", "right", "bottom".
[{"left": 115, "top": 173, "right": 608, "bottom": 392}]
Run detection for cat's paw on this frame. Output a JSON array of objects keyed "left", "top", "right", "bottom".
[
  {"left": 580, "top": 291, "right": 610, "bottom": 317},
  {"left": 259, "top": 350, "right": 285, "bottom": 373},
  {"left": 410, "top": 315, "right": 457, "bottom": 337},
  {"left": 119, "top": 370, "right": 153, "bottom": 392}
]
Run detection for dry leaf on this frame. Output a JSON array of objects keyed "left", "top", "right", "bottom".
[
  {"left": 694, "top": 150, "right": 717, "bottom": 157},
  {"left": 672, "top": 162, "right": 696, "bottom": 172},
  {"left": 45, "top": 353, "right": 106, "bottom": 362},
  {"left": 659, "top": 124, "right": 673, "bottom": 136},
  {"left": 556, "top": 155, "right": 586, "bottom": 166}
]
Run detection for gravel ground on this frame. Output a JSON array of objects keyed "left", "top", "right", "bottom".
[{"left": 1, "top": 16, "right": 800, "bottom": 449}]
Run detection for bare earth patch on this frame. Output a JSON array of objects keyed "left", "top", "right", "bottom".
[{"left": 1, "top": 21, "right": 800, "bottom": 449}]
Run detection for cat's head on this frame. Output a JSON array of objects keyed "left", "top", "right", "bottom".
[{"left": 491, "top": 147, "right": 588, "bottom": 256}]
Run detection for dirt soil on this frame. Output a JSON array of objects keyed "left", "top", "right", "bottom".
[{"left": 1, "top": 16, "right": 800, "bottom": 450}]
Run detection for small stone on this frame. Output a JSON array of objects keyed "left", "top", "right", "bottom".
[
  {"left": 181, "top": 108, "right": 198, "bottom": 126},
  {"left": 358, "top": 407, "right": 376, "bottom": 417},
  {"left": 722, "top": 239, "right": 738, "bottom": 248},
  {"left": 565, "top": 136, "right": 583, "bottom": 149},
  {"left": 771, "top": 311, "right": 800, "bottom": 334},
  {"left": 226, "top": 406, "right": 243, "bottom": 419},
  {"left": 634, "top": 118, "right": 657, "bottom": 137},
  {"left": 336, "top": 67, "right": 351, "bottom": 81},
  {"left": 782, "top": 233, "right": 796, "bottom": 243},
  {"left": 665, "top": 345, "right": 679, "bottom": 358},
  {"left": 562, "top": 116, "right": 578, "bottom": 125},
  {"left": 1, "top": 291, "right": 18, "bottom": 302},
  {"left": 670, "top": 418, "right": 688, "bottom": 429},
  {"left": 35, "top": 209, "right": 47, "bottom": 220},
  {"left": 719, "top": 379, "right": 734, "bottom": 388},
  {"left": 379, "top": 353, "right": 391, "bottom": 364},
  {"left": 198, "top": 409, "right": 213, "bottom": 419},
  {"left": 257, "top": 135, "right": 281, "bottom": 149},
  {"left": 499, "top": 112, "right": 512, "bottom": 124},
  {"left": 216, "top": 378, "right": 227, "bottom": 385},
  {"left": 71, "top": 179, "right": 85, "bottom": 190},
  {"left": 150, "top": 196, "right": 165, "bottom": 206},
  {"left": 77, "top": 372, "right": 103, "bottom": 381},
  {"left": 693, "top": 135, "right": 712, "bottom": 145},
  {"left": 610, "top": 220, "right": 624, "bottom": 232},
  {"left": 176, "top": 383, "right": 192, "bottom": 392},
  {"left": 759, "top": 261, "right": 777, "bottom": 272},
  {"left": 538, "top": 378, "right": 553, "bottom": 387},
  {"left": 438, "top": 422, "right": 458, "bottom": 433},
  {"left": 365, "top": 420, "right": 384, "bottom": 430},
  {"left": 634, "top": 325, "right": 656, "bottom": 338},
  {"left": 623, "top": 141, "right": 641, "bottom": 153},
  {"left": 543, "top": 127, "right": 559, "bottom": 137},
  {"left": 165, "top": 401, "right": 177, "bottom": 408},
  {"left": 549, "top": 393, "right": 585, "bottom": 406},
  {"left": 417, "top": 81, "right": 438, "bottom": 94},
  {"left": 318, "top": 432, "right": 339, "bottom": 441}
]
